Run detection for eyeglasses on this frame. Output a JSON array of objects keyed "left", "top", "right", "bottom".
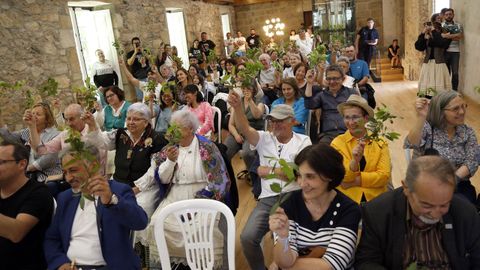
[
  {"left": 444, "top": 103, "right": 468, "bottom": 113},
  {"left": 325, "top": 77, "right": 342, "bottom": 82},
  {"left": 344, "top": 115, "right": 363, "bottom": 122},
  {"left": 268, "top": 118, "right": 289, "bottom": 124},
  {"left": 0, "top": 159, "right": 17, "bottom": 165},
  {"left": 106, "top": 94, "right": 116, "bottom": 99}
]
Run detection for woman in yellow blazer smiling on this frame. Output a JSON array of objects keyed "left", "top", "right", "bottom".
[{"left": 331, "top": 95, "right": 391, "bottom": 203}]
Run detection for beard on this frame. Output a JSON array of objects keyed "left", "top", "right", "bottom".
[{"left": 418, "top": 215, "right": 440, "bottom": 225}]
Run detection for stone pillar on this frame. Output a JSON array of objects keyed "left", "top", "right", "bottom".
[{"left": 402, "top": 0, "right": 431, "bottom": 81}]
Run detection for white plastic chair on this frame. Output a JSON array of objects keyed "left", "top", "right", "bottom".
[
  {"left": 153, "top": 199, "right": 235, "bottom": 270},
  {"left": 211, "top": 106, "right": 222, "bottom": 144}
]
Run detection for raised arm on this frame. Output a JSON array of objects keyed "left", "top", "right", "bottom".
[
  {"left": 119, "top": 59, "right": 140, "bottom": 88},
  {"left": 406, "top": 98, "right": 429, "bottom": 146},
  {"left": 227, "top": 91, "right": 260, "bottom": 146}
]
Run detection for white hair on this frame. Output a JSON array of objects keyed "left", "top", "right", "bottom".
[
  {"left": 127, "top": 102, "right": 151, "bottom": 120},
  {"left": 170, "top": 110, "right": 200, "bottom": 132},
  {"left": 259, "top": 53, "right": 271, "bottom": 63}
]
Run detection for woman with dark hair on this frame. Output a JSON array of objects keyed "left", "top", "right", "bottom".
[
  {"left": 224, "top": 83, "right": 265, "bottom": 162},
  {"left": 406, "top": 91, "right": 478, "bottom": 203},
  {"left": 269, "top": 143, "right": 361, "bottom": 269},
  {"left": 272, "top": 78, "right": 309, "bottom": 134},
  {"left": 95, "top": 85, "right": 132, "bottom": 131},
  {"left": 175, "top": 68, "right": 192, "bottom": 104},
  {"left": 189, "top": 39, "right": 204, "bottom": 64},
  {"left": 415, "top": 13, "right": 452, "bottom": 95},
  {"left": 183, "top": 84, "right": 214, "bottom": 137},
  {"left": 149, "top": 88, "right": 180, "bottom": 135},
  {"left": 20, "top": 102, "right": 62, "bottom": 183},
  {"left": 293, "top": 62, "right": 308, "bottom": 94}
]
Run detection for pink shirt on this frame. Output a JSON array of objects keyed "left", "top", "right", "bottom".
[
  {"left": 187, "top": 102, "right": 214, "bottom": 136},
  {"left": 37, "top": 125, "right": 108, "bottom": 175}
]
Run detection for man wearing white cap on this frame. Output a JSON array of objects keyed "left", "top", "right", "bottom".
[{"left": 228, "top": 92, "right": 312, "bottom": 270}]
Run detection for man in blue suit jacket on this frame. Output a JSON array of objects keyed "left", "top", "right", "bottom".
[{"left": 44, "top": 143, "right": 148, "bottom": 270}]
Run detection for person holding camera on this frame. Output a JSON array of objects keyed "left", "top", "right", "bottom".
[
  {"left": 415, "top": 13, "right": 452, "bottom": 96},
  {"left": 126, "top": 37, "right": 149, "bottom": 80}
]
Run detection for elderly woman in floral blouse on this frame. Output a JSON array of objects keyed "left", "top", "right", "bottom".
[
  {"left": 405, "top": 91, "right": 478, "bottom": 203},
  {"left": 144, "top": 110, "right": 231, "bottom": 268}
]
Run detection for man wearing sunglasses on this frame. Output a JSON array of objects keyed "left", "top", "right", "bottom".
[{"left": 0, "top": 135, "right": 54, "bottom": 270}]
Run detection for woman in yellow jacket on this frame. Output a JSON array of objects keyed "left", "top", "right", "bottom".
[{"left": 331, "top": 95, "right": 391, "bottom": 203}]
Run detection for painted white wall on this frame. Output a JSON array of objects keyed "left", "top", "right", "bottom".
[{"left": 452, "top": 0, "right": 480, "bottom": 102}]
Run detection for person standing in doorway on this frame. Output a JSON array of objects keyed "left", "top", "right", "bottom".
[{"left": 355, "top": 18, "right": 379, "bottom": 66}]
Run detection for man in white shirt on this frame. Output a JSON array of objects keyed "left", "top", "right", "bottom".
[
  {"left": 295, "top": 29, "right": 313, "bottom": 57},
  {"left": 224, "top": 32, "right": 235, "bottom": 57},
  {"left": 228, "top": 93, "right": 312, "bottom": 270},
  {"left": 234, "top": 31, "right": 247, "bottom": 57},
  {"left": 44, "top": 143, "right": 147, "bottom": 270}
]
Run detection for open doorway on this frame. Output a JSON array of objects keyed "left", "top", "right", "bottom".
[
  {"left": 166, "top": 9, "right": 189, "bottom": 69},
  {"left": 68, "top": 1, "right": 123, "bottom": 89}
]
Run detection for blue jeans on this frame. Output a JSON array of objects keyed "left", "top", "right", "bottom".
[
  {"left": 240, "top": 196, "right": 278, "bottom": 270},
  {"left": 445, "top": 51, "right": 460, "bottom": 91}
]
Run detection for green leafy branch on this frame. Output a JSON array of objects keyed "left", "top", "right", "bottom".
[
  {"left": 64, "top": 127, "right": 99, "bottom": 209},
  {"left": 237, "top": 61, "right": 263, "bottom": 88},
  {"left": 38, "top": 77, "right": 58, "bottom": 99},
  {"left": 207, "top": 50, "right": 218, "bottom": 64},
  {"left": 474, "top": 85, "right": 480, "bottom": 94},
  {"left": 362, "top": 104, "right": 401, "bottom": 144},
  {"left": 172, "top": 55, "right": 183, "bottom": 68},
  {"left": 112, "top": 40, "right": 124, "bottom": 56},
  {"left": 417, "top": 87, "right": 437, "bottom": 98},
  {"left": 165, "top": 123, "right": 183, "bottom": 146},
  {"left": 73, "top": 77, "right": 97, "bottom": 111},
  {"left": 246, "top": 47, "right": 261, "bottom": 61},
  {"left": 308, "top": 44, "right": 328, "bottom": 67},
  {"left": 264, "top": 156, "right": 298, "bottom": 215},
  {"left": 145, "top": 79, "right": 157, "bottom": 94}
]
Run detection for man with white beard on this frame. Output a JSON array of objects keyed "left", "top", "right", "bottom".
[{"left": 355, "top": 155, "right": 480, "bottom": 269}]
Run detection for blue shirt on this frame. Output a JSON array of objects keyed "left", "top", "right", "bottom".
[
  {"left": 349, "top": 59, "right": 370, "bottom": 81},
  {"left": 304, "top": 86, "right": 358, "bottom": 133},
  {"left": 272, "top": 97, "right": 309, "bottom": 134}
]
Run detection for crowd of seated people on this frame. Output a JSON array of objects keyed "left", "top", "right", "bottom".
[{"left": 2, "top": 8, "right": 480, "bottom": 270}]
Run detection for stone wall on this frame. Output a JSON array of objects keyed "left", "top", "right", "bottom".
[
  {"left": 235, "top": 0, "right": 312, "bottom": 45},
  {"left": 0, "top": 0, "right": 234, "bottom": 129},
  {"left": 402, "top": 0, "right": 431, "bottom": 81},
  {"left": 382, "top": 0, "right": 404, "bottom": 54},
  {"left": 355, "top": 0, "right": 383, "bottom": 47},
  {"left": 452, "top": 0, "right": 480, "bottom": 102}
]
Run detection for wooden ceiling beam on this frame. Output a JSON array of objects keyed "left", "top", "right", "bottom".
[{"left": 233, "top": 0, "right": 278, "bottom": 6}]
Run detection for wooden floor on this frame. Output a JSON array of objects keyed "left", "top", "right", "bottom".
[{"left": 231, "top": 80, "right": 480, "bottom": 270}]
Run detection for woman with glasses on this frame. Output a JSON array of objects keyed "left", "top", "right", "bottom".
[
  {"left": 269, "top": 143, "right": 361, "bottom": 270},
  {"left": 331, "top": 95, "right": 391, "bottom": 203},
  {"left": 95, "top": 86, "right": 131, "bottom": 131},
  {"left": 405, "top": 91, "right": 478, "bottom": 203},
  {"left": 19, "top": 102, "right": 62, "bottom": 183}
]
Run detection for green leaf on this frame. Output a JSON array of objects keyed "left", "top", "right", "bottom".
[
  {"left": 270, "top": 182, "right": 282, "bottom": 193},
  {"left": 83, "top": 193, "right": 95, "bottom": 201},
  {"left": 79, "top": 196, "right": 85, "bottom": 210},
  {"left": 264, "top": 173, "right": 278, "bottom": 180}
]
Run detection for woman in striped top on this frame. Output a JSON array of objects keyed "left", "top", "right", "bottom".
[{"left": 269, "top": 143, "right": 361, "bottom": 270}]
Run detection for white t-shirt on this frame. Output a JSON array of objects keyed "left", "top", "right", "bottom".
[
  {"left": 235, "top": 37, "right": 247, "bottom": 52},
  {"left": 296, "top": 38, "right": 313, "bottom": 56},
  {"left": 252, "top": 131, "right": 312, "bottom": 199}
]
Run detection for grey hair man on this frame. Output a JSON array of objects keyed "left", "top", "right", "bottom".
[{"left": 355, "top": 155, "right": 480, "bottom": 269}]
